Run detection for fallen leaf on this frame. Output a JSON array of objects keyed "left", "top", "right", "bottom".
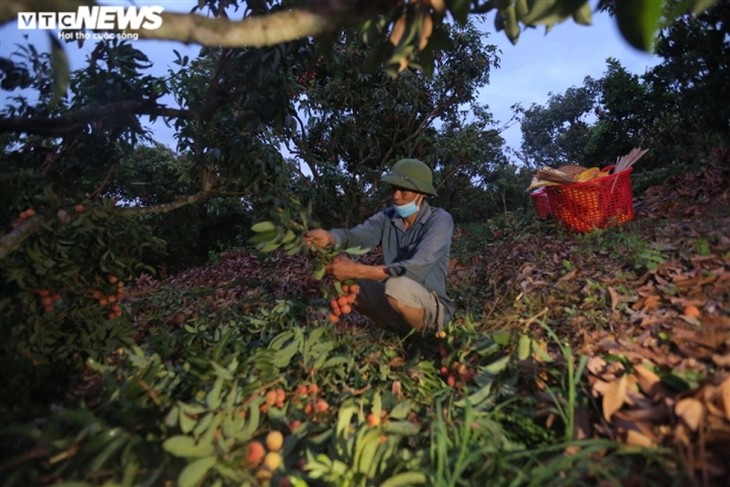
[
  {"left": 642, "top": 294, "right": 661, "bottom": 311},
  {"left": 387, "top": 356, "right": 406, "bottom": 367},
  {"left": 719, "top": 376, "right": 730, "bottom": 421},
  {"left": 391, "top": 380, "right": 403, "bottom": 401},
  {"left": 586, "top": 356, "right": 607, "bottom": 375},
  {"left": 614, "top": 405, "right": 670, "bottom": 423},
  {"left": 623, "top": 429, "right": 655, "bottom": 447},
  {"left": 608, "top": 286, "right": 620, "bottom": 312},
  {"left": 602, "top": 374, "right": 628, "bottom": 422},
  {"left": 675, "top": 397, "right": 705, "bottom": 431},
  {"left": 559, "top": 269, "right": 577, "bottom": 282},
  {"left": 633, "top": 364, "right": 662, "bottom": 397}
]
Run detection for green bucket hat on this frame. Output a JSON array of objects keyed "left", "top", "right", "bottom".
[{"left": 381, "top": 158, "right": 438, "bottom": 196}]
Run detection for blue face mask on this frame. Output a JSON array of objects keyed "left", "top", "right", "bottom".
[{"left": 394, "top": 199, "right": 420, "bottom": 218}]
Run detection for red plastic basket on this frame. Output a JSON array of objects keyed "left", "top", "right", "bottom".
[
  {"left": 544, "top": 166, "right": 634, "bottom": 233},
  {"left": 530, "top": 188, "right": 551, "bottom": 219}
]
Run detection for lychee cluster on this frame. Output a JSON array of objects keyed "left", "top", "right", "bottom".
[
  {"left": 11, "top": 204, "right": 87, "bottom": 229},
  {"left": 35, "top": 289, "right": 62, "bottom": 313},
  {"left": 292, "top": 383, "right": 329, "bottom": 418},
  {"left": 245, "top": 430, "right": 285, "bottom": 483},
  {"left": 91, "top": 274, "right": 126, "bottom": 319},
  {"left": 327, "top": 283, "right": 360, "bottom": 323},
  {"left": 259, "top": 387, "right": 287, "bottom": 414},
  {"left": 437, "top": 343, "right": 475, "bottom": 388}
]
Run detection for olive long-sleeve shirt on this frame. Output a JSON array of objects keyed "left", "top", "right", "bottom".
[{"left": 330, "top": 202, "right": 455, "bottom": 323}]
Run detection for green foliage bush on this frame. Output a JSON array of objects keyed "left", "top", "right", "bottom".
[
  {"left": 0, "top": 200, "right": 166, "bottom": 414},
  {"left": 0, "top": 225, "right": 690, "bottom": 487}
]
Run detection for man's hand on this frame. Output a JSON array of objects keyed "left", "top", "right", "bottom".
[
  {"left": 326, "top": 255, "right": 355, "bottom": 281},
  {"left": 304, "top": 229, "right": 334, "bottom": 249}
]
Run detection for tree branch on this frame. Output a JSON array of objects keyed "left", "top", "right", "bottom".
[
  {"left": 0, "top": 101, "right": 188, "bottom": 136},
  {"left": 117, "top": 189, "right": 214, "bottom": 216},
  {"left": 133, "top": 1, "right": 394, "bottom": 47},
  {"left": 0, "top": 217, "right": 44, "bottom": 260},
  {"left": 135, "top": 10, "right": 330, "bottom": 47},
  {"left": 0, "top": 190, "right": 215, "bottom": 260}
]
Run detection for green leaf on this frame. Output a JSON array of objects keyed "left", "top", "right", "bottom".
[
  {"left": 500, "top": 5, "right": 520, "bottom": 44},
  {"left": 517, "top": 334, "right": 531, "bottom": 360},
  {"left": 333, "top": 280, "right": 345, "bottom": 295},
  {"left": 251, "top": 221, "right": 276, "bottom": 233},
  {"left": 454, "top": 381, "right": 493, "bottom": 408},
  {"left": 522, "top": 0, "right": 559, "bottom": 24},
  {"left": 48, "top": 33, "right": 69, "bottom": 106},
  {"left": 281, "top": 229, "right": 297, "bottom": 244},
  {"left": 336, "top": 399, "right": 356, "bottom": 438},
  {"left": 388, "top": 401, "right": 411, "bottom": 420},
  {"left": 343, "top": 245, "right": 371, "bottom": 256},
  {"left": 690, "top": 0, "right": 718, "bottom": 14},
  {"left": 320, "top": 355, "right": 350, "bottom": 369},
  {"left": 572, "top": 1, "right": 592, "bottom": 25},
  {"left": 312, "top": 261, "right": 326, "bottom": 281},
  {"left": 380, "top": 472, "right": 427, "bottom": 487},
  {"left": 259, "top": 241, "right": 281, "bottom": 253},
  {"left": 206, "top": 377, "right": 224, "bottom": 409},
  {"left": 492, "top": 330, "right": 511, "bottom": 346},
  {"left": 372, "top": 391, "right": 382, "bottom": 419},
  {"left": 237, "top": 402, "right": 260, "bottom": 441},
  {"left": 532, "top": 339, "right": 553, "bottom": 362},
  {"left": 354, "top": 429, "right": 381, "bottom": 473},
  {"left": 248, "top": 230, "right": 278, "bottom": 244},
  {"left": 383, "top": 420, "right": 420, "bottom": 436},
  {"left": 482, "top": 355, "right": 510, "bottom": 375},
  {"left": 178, "top": 455, "right": 217, "bottom": 487},
  {"left": 162, "top": 435, "right": 215, "bottom": 458},
  {"left": 272, "top": 340, "right": 299, "bottom": 368},
  {"left": 615, "top": 0, "right": 665, "bottom": 51},
  {"left": 448, "top": 0, "right": 471, "bottom": 24},
  {"left": 89, "top": 434, "right": 126, "bottom": 470},
  {"left": 180, "top": 411, "right": 198, "bottom": 434}
]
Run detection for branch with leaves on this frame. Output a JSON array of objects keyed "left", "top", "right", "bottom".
[{"left": 0, "top": 100, "right": 187, "bottom": 136}]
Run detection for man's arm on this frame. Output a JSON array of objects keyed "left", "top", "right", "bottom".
[
  {"left": 305, "top": 230, "right": 388, "bottom": 281},
  {"left": 327, "top": 256, "right": 388, "bottom": 282}
]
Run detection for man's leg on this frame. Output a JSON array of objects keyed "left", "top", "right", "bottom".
[
  {"left": 384, "top": 277, "right": 442, "bottom": 333},
  {"left": 354, "top": 277, "right": 442, "bottom": 333},
  {"left": 386, "top": 295, "right": 425, "bottom": 331},
  {"left": 353, "top": 279, "right": 410, "bottom": 333}
]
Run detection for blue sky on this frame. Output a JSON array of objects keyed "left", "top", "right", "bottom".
[
  {"left": 1, "top": 1, "right": 660, "bottom": 151},
  {"left": 482, "top": 4, "right": 659, "bottom": 150}
]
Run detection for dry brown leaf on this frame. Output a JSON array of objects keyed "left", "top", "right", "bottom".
[
  {"left": 391, "top": 380, "right": 403, "bottom": 401},
  {"left": 614, "top": 405, "right": 670, "bottom": 423},
  {"left": 387, "top": 356, "right": 406, "bottom": 367},
  {"left": 675, "top": 397, "right": 705, "bottom": 431},
  {"left": 586, "top": 356, "right": 607, "bottom": 376},
  {"left": 702, "top": 383, "right": 726, "bottom": 419},
  {"left": 592, "top": 378, "right": 610, "bottom": 397},
  {"left": 608, "top": 286, "right": 620, "bottom": 312},
  {"left": 633, "top": 364, "right": 662, "bottom": 397},
  {"left": 559, "top": 269, "right": 577, "bottom": 282},
  {"left": 639, "top": 294, "right": 661, "bottom": 311},
  {"left": 602, "top": 374, "right": 628, "bottom": 422},
  {"left": 719, "top": 376, "right": 730, "bottom": 421},
  {"left": 623, "top": 429, "right": 655, "bottom": 447}
]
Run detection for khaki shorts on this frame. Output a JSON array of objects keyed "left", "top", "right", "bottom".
[{"left": 355, "top": 276, "right": 444, "bottom": 334}]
